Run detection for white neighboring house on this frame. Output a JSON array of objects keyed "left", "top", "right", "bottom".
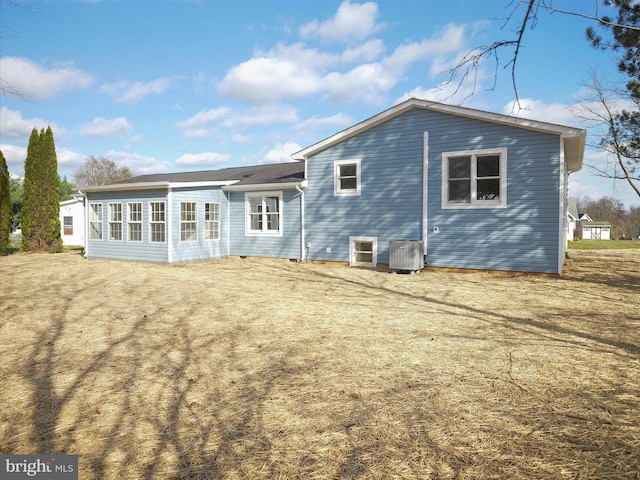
[
  {"left": 60, "top": 196, "right": 85, "bottom": 246},
  {"left": 581, "top": 221, "right": 612, "bottom": 240}
]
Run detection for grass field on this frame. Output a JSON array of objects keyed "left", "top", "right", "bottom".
[
  {"left": 1, "top": 250, "right": 639, "bottom": 479},
  {"left": 568, "top": 239, "right": 640, "bottom": 250}
]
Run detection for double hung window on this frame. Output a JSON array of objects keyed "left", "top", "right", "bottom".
[
  {"left": 246, "top": 193, "right": 282, "bottom": 235},
  {"left": 89, "top": 203, "right": 102, "bottom": 240},
  {"left": 204, "top": 202, "right": 220, "bottom": 240},
  {"left": 442, "top": 148, "right": 507, "bottom": 208},
  {"left": 108, "top": 203, "right": 123, "bottom": 241},
  {"left": 180, "top": 202, "right": 198, "bottom": 242},
  {"left": 127, "top": 202, "right": 142, "bottom": 242},
  {"left": 149, "top": 202, "right": 166, "bottom": 243},
  {"left": 334, "top": 159, "right": 361, "bottom": 196}
]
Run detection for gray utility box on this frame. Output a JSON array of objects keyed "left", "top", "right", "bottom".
[{"left": 389, "top": 240, "right": 425, "bottom": 271}]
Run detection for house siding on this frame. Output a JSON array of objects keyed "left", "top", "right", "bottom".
[
  {"left": 228, "top": 189, "right": 303, "bottom": 259},
  {"left": 170, "top": 187, "right": 229, "bottom": 263},
  {"left": 304, "top": 108, "right": 563, "bottom": 273},
  {"left": 85, "top": 190, "right": 171, "bottom": 263}
]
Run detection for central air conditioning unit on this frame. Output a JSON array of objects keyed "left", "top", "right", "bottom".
[{"left": 389, "top": 240, "right": 424, "bottom": 272}]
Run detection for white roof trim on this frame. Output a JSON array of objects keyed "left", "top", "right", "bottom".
[
  {"left": 81, "top": 180, "right": 238, "bottom": 193},
  {"left": 223, "top": 180, "right": 308, "bottom": 192},
  {"left": 292, "top": 98, "right": 586, "bottom": 171}
]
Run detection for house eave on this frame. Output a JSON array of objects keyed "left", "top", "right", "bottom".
[
  {"left": 222, "top": 180, "right": 308, "bottom": 192},
  {"left": 80, "top": 180, "right": 238, "bottom": 193}
]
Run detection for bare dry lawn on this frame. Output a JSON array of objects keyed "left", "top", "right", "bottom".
[{"left": 0, "top": 250, "right": 639, "bottom": 479}]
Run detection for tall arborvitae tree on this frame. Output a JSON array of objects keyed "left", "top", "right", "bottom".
[
  {"left": 0, "top": 150, "right": 12, "bottom": 255},
  {"left": 21, "top": 127, "right": 62, "bottom": 252}
]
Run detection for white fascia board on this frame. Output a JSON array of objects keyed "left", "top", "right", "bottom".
[
  {"left": 292, "top": 98, "right": 586, "bottom": 170},
  {"left": 168, "top": 180, "right": 239, "bottom": 189},
  {"left": 81, "top": 181, "right": 171, "bottom": 192},
  {"left": 222, "top": 180, "right": 308, "bottom": 192},
  {"left": 80, "top": 180, "right": 238, "bottom": 193}
]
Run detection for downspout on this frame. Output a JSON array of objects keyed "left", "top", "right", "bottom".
[
  {"left": 422, "top": 132, "right": 429, "bottom": 260},
  {"left": 226, "top": 190, "right": 231, "bottom": 258},
  {"left": 167, "top": 187, "right": 173, "bottom": 264},
  {"left": 78, "top": 190, "right": 87, "bottom": 258},
  {"left": 296, "top": 185, "right": 305, "bottom": 261}
]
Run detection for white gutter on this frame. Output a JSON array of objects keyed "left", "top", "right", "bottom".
[
  {"left": 296, "top": 185, "right": 306, "bottom": 261},
  {"left": 223, "top": 180, "right": 308, "bottom": 192},
  {"left": 81, "top": 180, "right": 238, "bottom": 193}
]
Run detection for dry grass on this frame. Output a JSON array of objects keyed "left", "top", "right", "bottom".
[{"left": 0, "top": 250, "right": 639, "bottom": 479}]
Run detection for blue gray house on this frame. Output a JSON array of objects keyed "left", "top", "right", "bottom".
[{"left": 81, "top": 98, "right": 586, "bottom": 274}]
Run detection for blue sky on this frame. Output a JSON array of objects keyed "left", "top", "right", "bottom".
[{"left": 1, "top": 0, "right": 638, "bottom": 208}]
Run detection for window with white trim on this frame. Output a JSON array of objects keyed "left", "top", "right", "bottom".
[
  {"left": 204, "top": 202, "right": 220, "bottom": 241},
  {"left": 442, "top": 148, "right": 507, "bottom": 208},
  {"left": 180, "top": 202, "right": 197, "bottom": 242},
  {"left": 127, "top": 202, "right": 142, "bottom": 242},
  {"left": 149, "top": 201, "right": 166, "bottom": 243},
  {"left": 108, "top": 203, "right": 123, "bottom": 241},
  {"left": 246, "top": 192, "right": 282, "bottom": 235},
  {"left": 334, "top": 159, "right": 361, "bottom": 196},
  {"left": 63, "top": 216, "right": 73, "bottom": 236},
  {"left": 89, "top": 203, "right": 102, "bottom": 240}
]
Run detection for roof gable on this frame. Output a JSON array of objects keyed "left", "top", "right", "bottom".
[{"left": 292, "top": 98, "right": 586, "bottom": 172}]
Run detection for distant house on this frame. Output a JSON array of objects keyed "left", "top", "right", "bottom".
[
  {"left": 567, "top": 197, "right": 579, "bottom": 241},
  {"left": 581, "top": 221, "right": 612, "bottom": 240},
  {"left": 80, "top": 98, "right": 586, "bottom": 274},
  {"left": 60, "top": 196, "right": 85, "bottom": 246}
]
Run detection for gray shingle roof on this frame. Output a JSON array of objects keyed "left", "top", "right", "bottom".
[{"left": 115, "top": 161, "right": 305, "bottom": 186}]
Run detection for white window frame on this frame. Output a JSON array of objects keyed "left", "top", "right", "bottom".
[
  {"left": 441, "top": 147, "right": 507, "bottom": 209},
  {"left": 108, "top": 203, "right": 123, "bottom": 241},
  {"left": 63, "top": 216, "right": 73, "bottom": 236},
  {"left": 204, "top": 202, "right": 220, "bottom": 241},
  {"left": 180, "top": 202, "right": 198, "bottom": 242},
  {"left": 127, "top": 202, "right": 143, "bottom": 242},
  {"left": 349, "top": 236, "right": 377, "bottom": 267},
  {"left": 245, "top": 192, "right": 283, "bottom": 236},
  {"left": 334, "top": 159, "right": 361, "bottom": 196},
  {"left": 149, "top": 201, "right": 166, "bottom": 243},
  {"left": 89, "top": 203, "right": 102, "bottom": 241}
]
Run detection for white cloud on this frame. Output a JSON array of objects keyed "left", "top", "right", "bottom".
[
  {"left": 103, "top": 150, "right": 172, "bottom": 175},
  {"left": 502, "top": 98, "right": 577, "bottom": 126},
  {"left": 176, "top": 105, "right": 298, "bottom": 138},
  {"left": 175, "top": 152, "right": 231, "bottom": 167},
  {"left": 79, "top": 117, "right": 133, "bottom": 138},
  {"left": 56, "top": 147, "right": 87, "bottom": 171},
  {"left": 219, "top": 57, "right": 320, "bottom": 103},
  {"left": 0, "top": 143, "right": 26, "bottom": 173},
  {"left": 300, "top": 0, "right": 386, "bottom": 43},
  {"left": 221, "top": 105, "right": 298, "bottom": 128},
  {"left": 294, "top": 112, "right": 353, "bottom": 132},
  {"left": 220, "top": 20, "right": 471, "bottom": 106},
  {"left": 0, "top": 107, "right": 54, "bottom": 139},
  {"left": 175, "top": 107, "right": 231, "bottom": 138},
  {"left": 100, "top": 77, "right": 176, "bottom": 104},
  {"left": 263, "top": 141, "right": 303, "bottom": 164},
  {"left": 0, "top": 57, "right": 93, "bottom": 100}
]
